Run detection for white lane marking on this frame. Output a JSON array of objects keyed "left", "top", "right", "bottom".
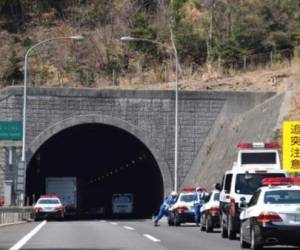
[
  {"left": 123, "top": 226, "right": 135, "bottom": 230},
  {"left": 109, "top": 222, "right": 118, "bottom": 225},
  {"left": 9, "top": 220, "right": 47, "bottom": 250},
  {"left": 143, "top": 234, "right": 161, "bottom": 242},
  {"left": 100, "top": 220, "right": 107, "bottom": 223}
]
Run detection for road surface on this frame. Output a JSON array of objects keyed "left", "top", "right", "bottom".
[{"left": 0, "top": 219, "right": 298, "bottom": 250}]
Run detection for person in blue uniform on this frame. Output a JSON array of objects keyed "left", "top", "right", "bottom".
[
  {"left": 154, "top": 191, "right": 178, "bottom": 226},
  {"left": 193, "top": 187, "right": 207, "bottom": 226}
]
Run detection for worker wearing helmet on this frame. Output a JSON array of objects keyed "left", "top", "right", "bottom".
[
  {"left": 154, "top": 191, "right": 178, "bottom": 226},
  {"left": 193, "top": 187, "right": 207, "bottom": 226}
]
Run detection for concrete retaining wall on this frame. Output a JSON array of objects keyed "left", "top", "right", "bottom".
[{"left": 183, "top": 91, "right": 291, "bottom": 189}]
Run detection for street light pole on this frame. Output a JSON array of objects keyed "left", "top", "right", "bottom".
[
  {"left": 21, "top": 35, "right": 84, "bottom": 163},
  {"left": 19, "top": 35, "right": 83, "bottom": 206},
  {"left": 120, "top": 36, "right": 180, "bottom": 192}
]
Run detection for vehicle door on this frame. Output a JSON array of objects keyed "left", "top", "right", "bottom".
[
  {"left": 241, "top": 190, "right": 261, "bottom": 242},
  {"left": 220, "top": 174, "right": 233, "bottom": 212}
]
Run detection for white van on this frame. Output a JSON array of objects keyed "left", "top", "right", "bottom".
[{"left": 112, "top": 193, "right": 133, "bottom": 214}]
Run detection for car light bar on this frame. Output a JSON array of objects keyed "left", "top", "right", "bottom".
[
  {"left": 262, "top": 177, "right": 300, "bottom": 186},
  {"left": 40, "top": 194, "right": 58, "bottom": 198},
  {"left": 238, "top": 142, "right": 279, "bottom": 149},
  {"left": 181, "top": 188, "right": 196, "bottom": 193}
]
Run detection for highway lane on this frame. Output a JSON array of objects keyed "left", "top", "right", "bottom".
[{"left": 1, "top": 219, "right": 299, "bottom": 250}]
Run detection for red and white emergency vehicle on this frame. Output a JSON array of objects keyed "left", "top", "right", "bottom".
[
  {"left": 240, "top": 177, "right": 300, "bottom": 249},
  {"left": 34, "top": 194, "right": 65, "bottom": 220},
  {"left": 219, "top": 142, "right": 286, "bottom": 239}
]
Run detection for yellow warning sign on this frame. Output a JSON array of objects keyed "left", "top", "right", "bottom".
[{"left": 283, "top": 121, "right": 300, "bottom": 173}]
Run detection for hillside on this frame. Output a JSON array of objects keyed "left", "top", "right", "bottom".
[{"left": 0, "top": 0, "right": 300, "bottom": 122}]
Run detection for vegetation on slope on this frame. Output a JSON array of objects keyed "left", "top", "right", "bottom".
[{"left": 0, "top": 0, "right": 300, "bottom": 89}]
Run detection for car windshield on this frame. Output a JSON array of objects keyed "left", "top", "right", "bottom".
[
  {"left": 180, "top": 194, "right": 194, "bottom": 202},
  {"left": 235, "top": 173, "right": 285, "bottom": 195},
  {"left": 264, "top": 190, "right": 300, "bottom": 204},
  {"left": 38, "top": 199, "right": 60, "bottom": 204}
]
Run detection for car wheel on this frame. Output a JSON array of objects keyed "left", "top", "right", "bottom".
[
  {"left": 227, "top": 216, "right": 236, "bottom": 240},
  {"left": 174, "top": 213, "right": 181, "bottom": 226},
  {"left": 206, "top": 215, "right": 213, "bottom": 232},
  {"left": 250, "top": 226, "right": 263, "bottom": 250},
  {"left": 200, "top": 214, "right": 206, "bottom": 231},
  {"left": 240, "top": 224, "right": 250, "bottom": 248},
  {"left": 221, "top": 214, "right": 228, "bottom": 238},
  {"left": 168, "top": 214, "right": 174, "bottom": 226}
]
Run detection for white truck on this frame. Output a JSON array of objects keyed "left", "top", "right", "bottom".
[
  {"left": 219, "top": 142, "right": 287, "bottom": 240},
  {"left": 45, "top": 177, "right": 77, "bottom": 214}
]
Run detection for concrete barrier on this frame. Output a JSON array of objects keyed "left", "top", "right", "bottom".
[{"left": 0, "top": 207, "right": 34, "bottom": 226}]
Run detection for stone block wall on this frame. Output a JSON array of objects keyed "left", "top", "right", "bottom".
[{"left": 0, "top": 87, "right": 274, "bottom": 195}]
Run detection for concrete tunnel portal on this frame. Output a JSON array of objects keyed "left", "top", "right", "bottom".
[{"left": 25, "top": 123, "right": 164, "bottom": 218}]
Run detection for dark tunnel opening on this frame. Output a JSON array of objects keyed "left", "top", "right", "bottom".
[{"left": 26, "top": 123, "right": 164, "bottom": 219}]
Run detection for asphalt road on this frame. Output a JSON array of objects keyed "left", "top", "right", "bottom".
[{"left": 0, "top": 219, "right": 299, "bottom": 250}]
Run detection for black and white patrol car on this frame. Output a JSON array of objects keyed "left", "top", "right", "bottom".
[
  {"left": 200, "top": 189, "right": 221, "bottom": 232},
  {"left": 240, "top": 177, "right": 300, "bottom": 249},
  {"left": 219, "top": 142, "right": 287, "bottom": 239},
  {"left": 34, "top": 195, "right": 65, "bottom": 220},
  {"left": 168, "top": 188, "right": 201, "bottom": 226}
]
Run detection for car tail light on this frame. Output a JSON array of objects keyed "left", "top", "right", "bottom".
[
  {"left": 34, "top": 207, "right": 43, "bottom": 212},
  {"left": 209, "top": 207, "right": 220, "bottom": 215},
  {"left": 55, "top": 206, "right": 65, "bottom": 212},
  {"left": 257, "top": 212, "right": 282, "bottom": 223},
  {"left": 176, "top": 206, "right": 188, "bottom": 213},
  {"left": 229, "top": 197, "right": 236, "bottom": 216}
]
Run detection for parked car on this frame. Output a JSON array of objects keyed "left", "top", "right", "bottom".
[
  {"left": 200, "top": 190, "right": 221, "bottom": 232},
  {"left": 34, "top": 194, "right": 65, "bottom": 220},
  {"left": 240, "top": 177, "right": 300, "bottom": 250},
  {"left": 168, "top": 188, "right": 200, "bottom": 226},
  {"left": 220, "top": 142, "right": 286, "bottom": 239}
]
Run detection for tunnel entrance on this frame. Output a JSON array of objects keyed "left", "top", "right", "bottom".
[{"left": 26, "top": 123, "right": 164, "bottom": 219}]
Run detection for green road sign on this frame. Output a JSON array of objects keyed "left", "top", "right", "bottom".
[{"left": 0, "top": 121, "right": 22, "bottom": 140}]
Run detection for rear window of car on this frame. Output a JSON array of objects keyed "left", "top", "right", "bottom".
[
  {"left": 213, "top": 192, "right": 220, "bottom": 201},
  {"left": 241, "top": 152, "right": 276, "bottom": 164},
  {"left": 38, "top": 199, "right": 60, "bottom": 204},
  {"left": 180, "top": 194, "right": 194, "bottom": 202},
  {"left": 264, "top": 190, "right": 300, "bottom": 204},
  {"left": 235, "top": 173, "right": 285, "bottom": 195}
]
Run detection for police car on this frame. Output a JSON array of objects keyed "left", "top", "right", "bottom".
[
  {"left": 34, "top": 195, "right": 65, "bottom": 220},
  {"left": 168, "top": 188, "right": 200, "bottom": 226},
  {"left": 220, "top": 142, "right": 286, "bottom": 239},
  {"left": 240, "top": 177, "right": 300, "bottom": 249},
  {"left": 200, "top": 189, "right": 221, "bottom": 232}
]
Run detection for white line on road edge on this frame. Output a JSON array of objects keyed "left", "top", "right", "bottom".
[
  {"left": 123, "top": 226, "right": 135, "bottom": 230},
  {"left": 109, "top": 222, "right": 118, "bottom": 225},
  {"left": 143, "top": 234, "right": 161, "bottom": 242},
  {"left": 9, "top": 220, "right": 47, "bottom": 250}
]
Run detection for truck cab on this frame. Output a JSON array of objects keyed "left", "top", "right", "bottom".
[{"left": 219, "top": 142, "right": 286, "bottom": 240}]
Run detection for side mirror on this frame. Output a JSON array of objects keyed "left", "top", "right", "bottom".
[{"left": 239, "top": 197, "right": 247, "bottom": 209}]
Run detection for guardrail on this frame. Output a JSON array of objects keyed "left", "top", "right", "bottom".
[{"left": 0, "top": 207, "right": 34, "bottom": 226}]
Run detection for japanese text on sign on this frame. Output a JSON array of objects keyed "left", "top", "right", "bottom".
[{"left": 283, "top": 121, "right": 300, "bottom": 172}]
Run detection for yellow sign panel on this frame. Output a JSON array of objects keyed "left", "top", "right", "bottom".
[{"left": 283, "top": 121, "right": 300, "bottom": 173}]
